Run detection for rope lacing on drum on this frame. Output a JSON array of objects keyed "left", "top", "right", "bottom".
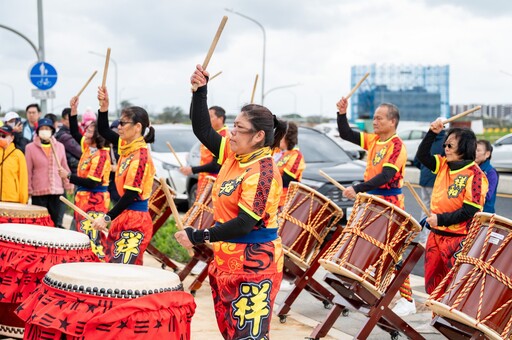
[{"left": 149, "top": 187, "right": 166, "bottom": 216}]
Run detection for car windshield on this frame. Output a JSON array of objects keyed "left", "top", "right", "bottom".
[
  {"left": 152, "top": 128, "right": 198, "bottom": 153},
  {"left": 299, "top": 128, "right": 352, "bottom": 163}
]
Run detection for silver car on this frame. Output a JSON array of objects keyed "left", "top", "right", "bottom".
[{"left": 492, "top": 133, "right": 512, "bottom": 171}]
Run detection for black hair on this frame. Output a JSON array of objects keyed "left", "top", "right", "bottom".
[
  {"left": 61, "top": 108, "right": 71, "bottom": 119},
  {"left": 283, "top": 121, "right": 298, "bottom": 150},
  {"left": 477, "top": 139, "right": 493, "bottom": 161},
  {"left": 378, "top": 103, "right": 400, "bottom": 128},
  {"left": 445, "top": 127, "right": 477, "bottom": 161},
  {"left": 120, "top": 106, "right": 155, "bottom": 143},
  {"left": 240, "top": 104, "right": 287, "bottom": 149},
  {"left": 26, "top": 103, "right": 41, "bottom": 112},
  {"left": 86, "top": 121, "right": 107, "bottom": 149},
  {"left": 209, "top": 106, "right": 226, "bottom": 123},
  {"left": 44, "top": 113, "right": 58, "bottom": 125}
]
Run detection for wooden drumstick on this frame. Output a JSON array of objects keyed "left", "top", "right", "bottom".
[
  {"left": 404, "top": 181, "right": 430, "bottom": 217},
  {"left": 346, "top": 72, "right": 369, "bottom": 100},
  {"left": 250, "top": 74, "right": 259, "bottom": 104},
  {"left": 59, "top": 196, "right": 94, "bottom": 222},
  {"left": 191, "top": 16, "right": 228, "bottom": 92},
  {"left": 101, "top": 48, "right": 111, "bottom": 87},
  {"left": 166, "top": 141, "right": 184, "bottom": 168},
  {"left": 159, "top": 178, "right": 194, "bottom": 256},
  {"left": 76, "top": 70, "right": 98, "bottom": 97},
  {"left": 442, "top": 106, "right": 481, "bottom": 124},
  {"left": 319, "top": 169, "right": 347, "bottom": 191},
  {"left": 209, "top": 71, "right": 222, "bottom": 81},
  {"left": 49, "top": 140, "right": 62, "bottom": 169}
]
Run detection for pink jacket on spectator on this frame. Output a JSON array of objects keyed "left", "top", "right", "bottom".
[{"left": 25, "top": 136, "right": 73, "bottom": 196}]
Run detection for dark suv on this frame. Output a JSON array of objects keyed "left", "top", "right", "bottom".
[{"left": 186, "top": 127, "right": 365, "bottom": 220}]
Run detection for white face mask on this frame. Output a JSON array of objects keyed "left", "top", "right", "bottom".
[{"left": 38, "top": 130, "right": 52, "bottom": 141}]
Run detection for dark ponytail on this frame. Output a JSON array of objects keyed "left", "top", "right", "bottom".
[{"left": 272, "top": 118, "right": 287, "bottom": 149}]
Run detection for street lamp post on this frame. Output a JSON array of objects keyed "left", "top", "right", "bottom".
[
  {"left": 225, "top": 8, "right": 266, "bottom": 105},
  {"left": 89, "top": 51, "right": 119, "bottom": 116},
  {"left": 0, "top": 83, "right": 15, "bottom": 111}
]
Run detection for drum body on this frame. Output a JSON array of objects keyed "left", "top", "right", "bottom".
[
  {"left": 0, "top": 224, "right": 97, "bottom": 338},
  {"left": 278, "top": 182, "right": 343, "bottom": 268},
  {"left": 426, "top": 213, "right": 512, "bottom": 340},
  {"left": 320, "top": 193, "right": 420, "bottom": 296},
  {"left": 149, "top": 177, "right": 173, "bottom": 235},
  {"left": 16, "top": 262, "right": 196, "bottom": 340},
  {"left": 0, "top": 202, "right": 54, "bottom": 226},
  {"left": 182, "top": 176, "right": 215, "bottom": 231}
]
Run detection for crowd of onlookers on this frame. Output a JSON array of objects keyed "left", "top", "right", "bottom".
[{"left": 0, "top": 104, "right": 120, "bottom": 228}]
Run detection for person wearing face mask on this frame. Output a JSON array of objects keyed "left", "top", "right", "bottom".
[
  {"left": 58, "top": 96, "right": 111, "bottom": 259},
  {"left": 25, "top": 118, "right": 73, "bottom": 228},
  {"left": 417, "top": 119, "right": 488, "bottom": 295},
  {"left": 0, "top": 125, "right": 28, "bottom": 203}
]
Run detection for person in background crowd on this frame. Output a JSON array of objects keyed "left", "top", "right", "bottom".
[
  {"left": 475, "top": 139, "right": 499, "bottom": 213},
  {"left": 25, "top": 118, "right": 72, "bottom": 228},
  {"left": 44, "top": 113, "right": 60, "bottom": 132},
  {"left": 175, "top": 65, "right": 287, "bottom": 339},
  {"left": 337, "top": 97, "right": 416, "bottom": 316},
  {"left": 93, "top": 86, "right": 156, "bottom": 265},
  {"left": 275, "top": 121, "right": 305, "bottom": 207},
  {"left": 58, "top": 96, "right": 111, "bottom": 259},
  {"left": 412, "top": 130, "right": 446, "bottom": 245},
  {"left": 0, "top": 125, "right": 28, "bottom": 203},
  {"left": 179, "top": 105, "right": 229, "bottom": 197},
  {"left": 20, "top": 103, "right": 41, "bottom": 152},
  {"left": 55, "top": 108, "right": 82, "bottom": 177},
  {"left": 79, "top": 108, "right": 97, "bottom": 135},
  {"left": 3, "top": 111, "right": 25, "bottom": 152},
  {"left": 417, "top": 120, "right": 488, "bottom": 295}
]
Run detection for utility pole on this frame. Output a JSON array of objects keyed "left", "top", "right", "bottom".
[{"left": 37, "top": 0, "right": 47, "bottom": 113}]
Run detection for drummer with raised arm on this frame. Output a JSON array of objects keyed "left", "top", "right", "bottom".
[
  {"left": 92, "top": 86, "right": 156, "bottom": 265},
  {"left": 336, "top": 97, "right": 416, "bottom": 316}
]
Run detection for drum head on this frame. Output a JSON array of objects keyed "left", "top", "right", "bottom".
[
  {"left": 0, "top": 223, "right": 90, "bottom": 248},
  {"left": 0, "top": 202, "right": 48, "bottom": 215},
  {"left": 45, "top": 262, "right": 182, "bottom": 297}
]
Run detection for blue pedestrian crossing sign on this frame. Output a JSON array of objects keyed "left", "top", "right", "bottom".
[{"left": 29, "top": 62, "right": 58, "bottom": 90}]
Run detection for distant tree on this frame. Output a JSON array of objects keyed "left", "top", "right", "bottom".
[
  {"left": 120, "top": 100, "right": 133, "bottom": 109},
  {"left": 158, "top": 106, "right": 187, "bottom": 123}
]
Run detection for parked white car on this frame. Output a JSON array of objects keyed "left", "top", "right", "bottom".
[
  {"left": 150, "top": 124, "right": 199, "bottom": 207},
  {"left": 313, "top": 123, "right": 366, "bottom": 160},
  {"left": 397, "top": 129, "right": 427, "bottom": 163},
  {"left": 492, "top": 133, "right": 512, "bottom": 171}
]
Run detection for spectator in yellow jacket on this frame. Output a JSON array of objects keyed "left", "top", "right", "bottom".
[{"left": 0, "top": 125, "right": 28, "bottom": 203}]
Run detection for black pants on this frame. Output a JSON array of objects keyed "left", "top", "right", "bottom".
[{"left": 32, "top": 194, "right": 65, "bottom": 228}]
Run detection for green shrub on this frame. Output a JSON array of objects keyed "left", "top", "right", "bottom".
[{"left": 151, "top": 217, "right": 191, "bottom": 263}]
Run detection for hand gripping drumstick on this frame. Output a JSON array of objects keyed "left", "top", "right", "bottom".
[
  {"left": 209, "top": 71, "right": 222, "bottom": 82},
  {"left": 319, "top": 169, "right": 347, "bottom": 191},
  {"left": 159, "top": 178, "right": 194, "bottom": 256},
  {"left": 250, "top": 74, "right": 259, "bottom": 104},
  {"left": 404, "top": 181, "right": 430, "bottom": 217},
  {"left": 76, "top": 70, "right": 98, "bottom": 97},
  {"left": 442, "top": 106, "right": 481, "bottom": 125},
  {"left": 101, "top": 48, "right": 111, "bottom": 88},
  {"left": 345, "top": 72, "right": 370, "bottom": 100},
  {"left": 166, "top": 141, "right": 184, "bottom": 168},
  {"left": 191, "top": 16, "right": 228, "bottom": 92}
]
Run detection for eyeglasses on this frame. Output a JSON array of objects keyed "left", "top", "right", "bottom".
[
  {"left": 443, "top": 143, "right": 454, "bottom": 149},
  {"left": 232, "top": 125, "right": 256, "bottom": 134},
  {"left": 118, "top": 121, "right": 134, "bottom": 127}
]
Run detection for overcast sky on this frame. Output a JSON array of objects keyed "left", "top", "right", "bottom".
[{"left": 1, "top": 0, "right": 511, "bottom": 118}]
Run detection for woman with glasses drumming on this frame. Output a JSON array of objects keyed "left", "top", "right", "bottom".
[
  {"left": 417, "top": 118, "right": 488, "bottom": 295},
  {"left": 175, "top": 64, "right": 287, "bottom": 340},
  {"left": 92, "top": 86, "right": 156, "bottom": 265},
  {"left": 58, "top": 96, "right": 111, "bottom": 259}
]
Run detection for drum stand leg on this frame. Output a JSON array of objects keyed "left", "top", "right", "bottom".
[
  {"left": 310, "top": 243, "right": 425, "bottom": 339},
  {"left": 188, "top": 258, "right": 212, "bottom": 295},
  {"left": 277, "top": 227, "right": 344, "bottom": 321},
  {"left": 146, "top": 243, "right": 179, "bottom": 271},
  {"left": 432, "top": 315, "right": 487, "bottom": 339},
  {"left": 178, "top": 245, "right": 213, "bottom": 283}
]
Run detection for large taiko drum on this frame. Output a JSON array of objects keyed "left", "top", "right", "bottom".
[
  {"left": 16, "top": 263, "right": 196, "bottom": 340},
  {"left": 182, "top": 176, "right": 215, "bottom": 231},
  {"left": 149, "top": 177, "right": 173, "bottom": 235},
  {"left": 319, "top": 193, "right": 420, "bottom": 297},
  {"left": 279, "top": 182, "right": 344, "bottom": 268},
  {"left": 426, "top": 213, "right": 512, "bottom": 340},
  {"left": 0, "top": 224, "right": 97, "bottom": 339},
  {"left": 0, "top": 202, "right": 54, "bottom": 226}
]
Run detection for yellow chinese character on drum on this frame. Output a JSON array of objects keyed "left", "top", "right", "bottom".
[
  {"left": 232, "top": 280, "right": 271, "bottom": 337},
  {"left": 114, "top": 230, "right": 144, "bottom": 264}
]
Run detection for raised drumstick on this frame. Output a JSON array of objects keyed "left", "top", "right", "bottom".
[
  {"left": 250, "top": 74, "right": 259, "bottom": 104},
  {"left": 346, "top": 72, "right": 370, "bottom": 100},
  {"left": 159, "top": 178, "right": 194, "bottom": 256},
  {"left": 191, "top": 16, "right": 228, "bottom": 92},
  {"left": 166, "top": 141, "right": 184, "bottom": 168},
  {"left": 404, "top": 181, "right": 430, "bottom": 217},
  {"left": 319, "top": 169, "right": 347, "bottom": 191},
  {"left": 442, "top": 106, "right": 481, "bottom": 125},
  {"left": 76, "top": 70, "right": 98, "bottom": 97},
  {"left": 60, "top": 196, "right": 94, "bottom": 222},
  {"left": 209, "top": 71, "right": 223, "bottom": 81},
  {"left": 101, "top": 48, "right": 111, "bottom": 87}
]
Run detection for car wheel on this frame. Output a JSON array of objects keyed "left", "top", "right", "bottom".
[{"left": 188, "top": 183, "right": 198, "bottom": 208}]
